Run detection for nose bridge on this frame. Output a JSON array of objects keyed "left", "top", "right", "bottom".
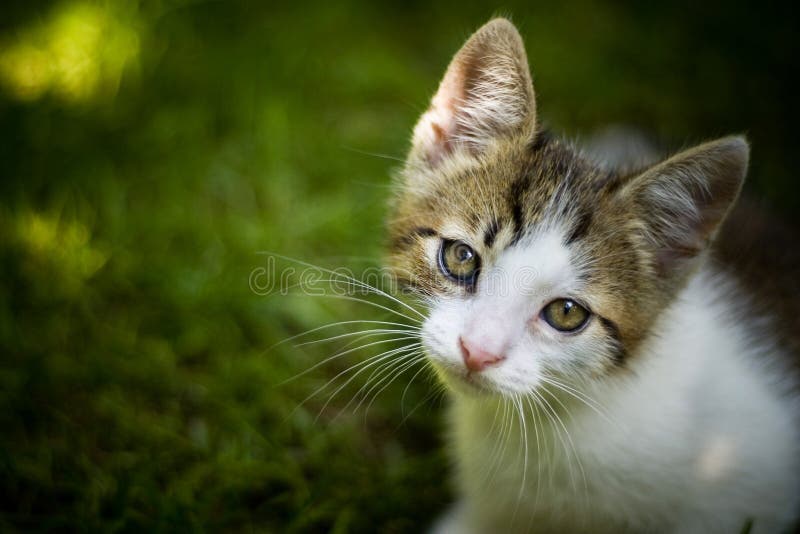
[
  {"left": 461, "top": 247, "right": 543, "bottom": 357},
  {"left": 464, "top": 311, "right": 506, "bottom": 350},
  {"left": 462, "top": 290, "right": 528, "bottom": 356}
]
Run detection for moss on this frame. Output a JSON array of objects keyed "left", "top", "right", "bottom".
[{"left": 0, "top": 1, "right": 797, "bottom": 531}]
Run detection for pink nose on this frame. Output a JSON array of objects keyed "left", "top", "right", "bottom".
[{"left": 459, "top": 336, "right": 506, "bottom": 372}]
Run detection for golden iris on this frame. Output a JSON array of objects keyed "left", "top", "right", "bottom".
[
  {"left": 542, "top": 299, "right": 590, "bottom": 332},
  {"left": 439, "top": 240, "right": 480, "bottom": 284}
]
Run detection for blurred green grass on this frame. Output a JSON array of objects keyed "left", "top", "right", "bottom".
[{"left": 0, "top": 1, "right": 797, "bottom": 531}]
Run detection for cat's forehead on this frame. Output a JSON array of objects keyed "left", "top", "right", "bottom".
[{"left": 407, "top": 138, "right": 612, "bottom": 251}]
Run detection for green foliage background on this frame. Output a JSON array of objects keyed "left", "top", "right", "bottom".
[{"left": 1, "top": 1, "right": 797, "bottom": 531}]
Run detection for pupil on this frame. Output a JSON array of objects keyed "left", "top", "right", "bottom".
[
  {"left": 457, "top": 246, "right": 471, "bottom": 262},
  {"left": 563, "top": 301, "right": 573, "bottom": 315}
]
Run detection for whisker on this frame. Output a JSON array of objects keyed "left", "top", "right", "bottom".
[
  {"left": 482, "top": 399, "right": 504, "bottom": 488},
  {"left": 268, "top": 319, "right": 421, "bottom": 351},
  {"left": 340, "top": 145, "right": 406, "bottom": 163},
  {"left": 521, "top": 396, "right": 543, "bottom": 533},
  {"left": 305, "top": 293, "right": 424, "bottom": 325},
  {"left": 400, "top": 358, "right": 433, "bottom": 414},
  {"left": 491, "top": 398, "right": 514, "bottom": 489},
  {"left": 540, "top": 374, "right": 615, "bottom": 426},
  {"left": 341, "top": 350, "right": 421, "bottom": 415},
  {"left": 539, "top": 386, "right": 589, "bottom": 514},
  {"left": 361, "top": 354, "right": 425, "bottom": 417},
  {"left": 396, "top": 376, "right": 441, "bottom": 430},
  {"left": 510, "top": 395, "right": 529, "bottom": 529},
  {"left": 274, "top": 277, "right": 427, "bottom": 325},
  {"left": 262, "top": 252, "right": 427, "bottom": 321},
  {"left": 284, "top": 348, "right": 404, "bottom": 423},
  {"left": 280, "top": 335, "right": 420, "bottom": 387},
  {"left": 524, "top": 395, "right": 543, "bottom": 516},
  {"left": 294, "top": 327, "right": 420, "bottom": 348},
  {"left": 314, "top": 343, "right": 423, "bottom": 421},
  {"left": 483, "top": 398, "right": 513, "bottom": 491}
]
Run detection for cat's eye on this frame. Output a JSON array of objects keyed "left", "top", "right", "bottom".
[
  {"left": 438, "top": 240, "right": 480, "bottom": 285},
  {"left": 542, "top": 299, "right": 590, "bottom": 332}
]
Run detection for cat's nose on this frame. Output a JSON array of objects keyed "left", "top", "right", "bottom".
[{"left": 459, "top": 336, "right": 506, "bottom": 372}]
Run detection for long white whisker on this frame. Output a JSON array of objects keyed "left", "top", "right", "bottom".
[
  {"left": 285, "top": 347, "right": 406, "bottom": 422},
  {"left": 302, "top": 277, "right": 430, "bottom": 320},
  {"left": 511, "top": 395, "right": 529, "bottom": 529},
  {"left": 361, "top": 354, "right": 425, "bottom": 417},
  {"left": 262, "top": 252, "right": 427, "bottom": 320},
  {"left": 294, "top": 327, "right": 420, "bottom": 348},
  {"left": 276, "top": 277, "right": 427, "bottom": 326},
  {"left": 540, "top": 375, "right": 615, "bottom": 425},
  {"left": 309, "top": 293, "right": 423, "bottom": 325},
  {"left": 314, "top": 343, "right": 423, "bottom": 421},
  {"left": 343, "top": 352, "right": 418, "bottom": 417},
  {"left": 400, "top": 359, "right": 433, "bottom": 415},
  {"left": 269, "top": 319, "right": 421, "bottom": 351},
  {"left": 396, "top": 373, "right": 441, "bottom": 430},
  {"left": 340, "top": 145, "right": 406, "bottom": 163},
  {"left": 483, "top": 397, "right": 512, "bottom": 491},
  {"left": 539, "top": 385, "right": 589, "bottom": 513},
  {"left": 491, "top": 398, "right": 513, "bottom": 489},
  {"left": 343, "top": 349, "right": 422, "bottom": 415},
  {"left": 278, "top": 335, "right": 421, "bottom": 386},
  {"left": 524, "top": 395, "right": 543, "bottom": 517}
]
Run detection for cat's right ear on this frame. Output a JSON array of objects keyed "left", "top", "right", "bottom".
[
  {"left": 409, "top": 18, "right": 537, "bottom": 168},
  {"left": 619, "top": 136, "right": 748, "bottom": 278}
]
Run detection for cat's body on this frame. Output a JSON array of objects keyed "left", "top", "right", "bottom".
[
  {"left": 386, "top": 18, "right": 800, "bottom": 533},
  {"left": 443, "top": 266, "right": 799, "bottom": 533}
]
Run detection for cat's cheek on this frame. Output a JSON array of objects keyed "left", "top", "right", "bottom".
[
  {"left": 486, "top": 359, "right": 544, "bottom": 395},
  {"left": 489, "top": 339, "right": 547, "bottom": 390},
  {"left": 420, "top": 301, "right": 469, "bottom": 370},
  {"left": 534, "top": 324, "right": 617, "bottom": 378}
]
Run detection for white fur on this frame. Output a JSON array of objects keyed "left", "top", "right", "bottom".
[
  {"left": 424, "top": 227, "right": 625, "bottom": 395},
  {"left": 423, "top": 233, "right": 800, "bottom": 533}
]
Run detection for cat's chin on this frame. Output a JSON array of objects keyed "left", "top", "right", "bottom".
[{"left": 432, "top": 363, "right": 501, "bottom": 397}]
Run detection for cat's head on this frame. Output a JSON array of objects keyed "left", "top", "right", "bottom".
[{"left": 387, "top": 18, "right": 748, "bottom": 396}]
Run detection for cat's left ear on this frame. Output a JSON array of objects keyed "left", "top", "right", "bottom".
[
  {"left": 409, "top": 18, "right": 536, "bottom": 168},
  {"left": 619, "top": 136, "right": 748, "bottom": 277}
]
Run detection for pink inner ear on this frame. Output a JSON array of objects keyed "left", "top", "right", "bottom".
[
  {"left": 431, "top": 122, "right": 444, "bottom": 140},
  {"left": 429, "top": 112, "right": 455, "bottom": 162},
  {"left": 408, "top": 19, "right": 536, "bottom": 168},
  {"left": 416, "top": 68, "right": 464, "bottom": 166},
  {"left": 414, "top": 108, "right": 454, "bottom": 166}
]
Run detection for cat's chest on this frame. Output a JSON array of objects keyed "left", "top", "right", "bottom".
[
  {"left": 444, "top": 285, "right": 800, "bottom": 532},
  {"left": 448, "top": 398, "right": 661, "bottom": 532},
  {"left": 450, "top": 394, "right": 678, "bottom": 489}
]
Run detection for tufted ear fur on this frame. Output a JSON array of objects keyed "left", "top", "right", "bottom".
[
  {"left": 409, "top": 18, "right": 537, "bottom": 168},
  {"left": 620, "top": 136, "right": 748, "bottom": 277}
]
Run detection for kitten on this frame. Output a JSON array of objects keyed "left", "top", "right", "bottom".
[{"left": 386, "top": 18, "right": 800, "bottom": 533}]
